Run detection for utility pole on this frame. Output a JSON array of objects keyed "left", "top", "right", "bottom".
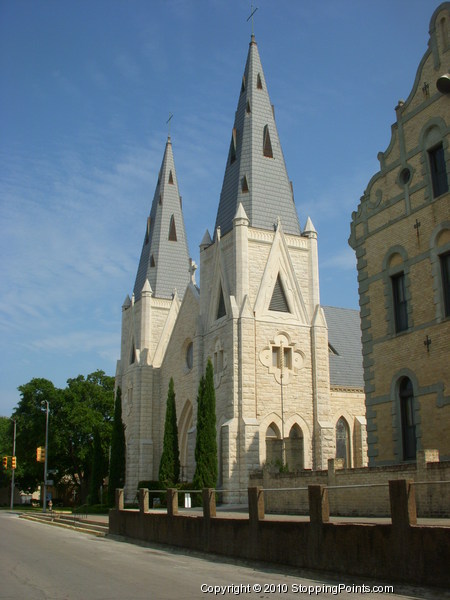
[
  {"left": 10, "top": 419, "right": 16, "bottom": 509},
  {"left": 42, "top": 401, "right": 49, "bottom": 513}
]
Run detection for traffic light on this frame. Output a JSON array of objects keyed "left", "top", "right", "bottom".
[
  {"left": 36, "top": 447, "right": 45, "bottom": 462},
  {"left": 11, "top": 456, "right": 16, "bottom": 469},
  {"left": 2, "top": 456, "right": 7, "bottom": 469}
]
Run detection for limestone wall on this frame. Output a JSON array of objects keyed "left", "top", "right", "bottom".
[{"left": 250, "top": 450, "right": 450, "bottom": 517}]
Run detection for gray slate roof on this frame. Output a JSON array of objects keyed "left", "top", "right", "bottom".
[
  {"left": 214, "top": 35, "right": 301, "bottom": 238},
  {"left": 322, "top": 306, "right": 364, "bottom": 389},
  {"left": 133, "top": 138, "right": 190, "bottom": 300}
]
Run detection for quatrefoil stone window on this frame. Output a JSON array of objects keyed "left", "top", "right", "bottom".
[{"left": 259, "top": 333, "right": 304, "bottom": 384}]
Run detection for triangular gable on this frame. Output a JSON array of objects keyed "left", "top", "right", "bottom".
[
  {"left": 254, "top": 223, "right": 308, "bottom": 323},
  {"left": 152, "top": 292, "right": 181, "bottom": 368},
  {"left": 207, "top": 235, "right": 233, "bottom": 327}
]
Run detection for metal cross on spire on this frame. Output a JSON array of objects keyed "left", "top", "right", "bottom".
[
  {"left": 247, "top": 3, "right": 258, "bottom": 36},
  {"left": 166, "top": 112, "right": 173, "bottom": 138}
]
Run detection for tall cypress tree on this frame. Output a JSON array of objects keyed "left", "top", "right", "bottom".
[
  {"left": 159, "top": 377, "right": 180, "bottom": 487},
  {"left": 108, "top": 386, "right": 126, "bottom": 506},
  {"left": 193, "top": 359, "right": 218, "bottom": 490}
]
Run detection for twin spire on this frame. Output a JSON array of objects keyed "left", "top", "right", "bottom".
[
  {"left": 214, "top": 34, "right": 301, "bottom": 237},
  {"left": 134, "top": 33, "right": 303, "bottom": 301},
  {"left": 133, "top": 137, "right": 190, "bottom": 301}
]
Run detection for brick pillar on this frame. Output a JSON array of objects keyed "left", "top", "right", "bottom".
[
  {"left": 308, "top": 485, "right": 330, "bottom": 525},
  {"left": 139, "top": 488, "right": 149, "bottom": 513},
  {"left": 248, "top": 487, "right": 265, "bottom": 524},
  {"left": 115, "top": 488, "right": 124, "bottom": 510},
  {"left": 167, "top": 488, "right": 178, "bottom": 516},
  {"left": 202, "top": 488, "right": 216, "bottom": 520},
  {"left": 389, "top": 479, "right": 417, "bottom": 529}
]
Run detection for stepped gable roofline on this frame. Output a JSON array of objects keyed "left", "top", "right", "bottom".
[
  {"left": 214, "top": 33, "right": 301, "bottom": 240},
  {"left": 133, "top": 136, "right": 190, "bottom": 301}
]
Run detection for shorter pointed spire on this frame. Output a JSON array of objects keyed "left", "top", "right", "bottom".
[{"left": 133, "top": 138, "right": 190, "bottom": 300}]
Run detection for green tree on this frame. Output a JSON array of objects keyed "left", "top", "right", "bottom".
[
  {"left": 158, "top": 378, "right": 180, "bottom": 487},
  {"left": 88, "top": 428, "right": 103, "bottom": 505},
  {"left": 60, "top": 371, "right": 114, "bottom": 503},
  {"left": 108, "top": 386, "right": 126, "bottom": 506},
  {"left": 12, "top": 371, "right": 114, "bottom": 503},
  {"left": 12, "top": 378, "right": 62, "bottom": 493},
  {"left": 193, "top": 359, "right": 218, "bottom": 490}
]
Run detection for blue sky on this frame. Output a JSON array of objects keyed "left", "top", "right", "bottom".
[{"left": 0, "top": 0, "right": 443, "bottom": 416}]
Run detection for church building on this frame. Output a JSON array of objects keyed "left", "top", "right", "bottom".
[{"left": 116, "top": 33, "right": 367, "bottom": 502}]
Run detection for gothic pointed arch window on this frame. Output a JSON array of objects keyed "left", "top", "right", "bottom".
[
  {"left": 269, "top": 275, "right": 290, "bottom": 313},
  {"left": 229, "top": 128, "right": 237, "bottom": 165},
  {"left": 168, "top": 170, "right": 174, "bottom": 184},
  {"left": 168, "top": 214, "right": 177, "bottom": 241},
  {"left": 265, "top": 423, "right": 282, "bottom": 466},
  {"left": 150, "top": 254, "right": 156, "bottom": 267},
  {"left": 263, "top": 125, "right": 273, "bottom": 158},
  {"left": 257, "top": 73, "right": 263, "bottom": 89},
  {"left": 242, "top": 175, "right": 249, "bottom": 193},
  {"left": 336, "top": 417, "right": 350, "bottom": 467},
  {"left": 178, "top": 400, "right": 193, "bottom": 482},
  {"left": 286, "top": 424, "right": 304, "bottom": 470},
  {"left": 399, "top": 377, "right": 417, "bottom": 461},
  {"left": 145, "top": 217, "right": 151, "bottom": 244},
  {"left": 216, "top": 286, "right": 226, "bottom": 320},
  {"left": 130, "top": 341, "right": 136, "bottom": 365}
]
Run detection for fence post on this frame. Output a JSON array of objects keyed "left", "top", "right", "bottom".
[
  {"left": 167, "top": 488, "right": 178, "bottom": 516},
  {"left": 308, "top": 485, "right": 330, "bottom": 525},
  {"left": 202, "top": 488, "right": 216, "bottom": 520},
  {"left": 248, "top": 486, "right": 265, "bottom": 523},
  {"left": 115, "top": 488, "right": 124, "bottom": 510},
  {"left": 139, "top": 488, "right": 149, "bottom": 513},
  {"left": 389, "top": 479, "right": 417, "bottom": 529}
]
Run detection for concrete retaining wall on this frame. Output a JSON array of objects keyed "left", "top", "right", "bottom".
[{"left": 109, "top": 483, "right": 450, "bottom": 588}]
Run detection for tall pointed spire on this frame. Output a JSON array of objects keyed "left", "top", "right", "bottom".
[
  {"left": 133, "top": 137, "right": 190, "bottom": 300},
  {"left": 214, "top": 35, "right": 301, "bottom": 238}
]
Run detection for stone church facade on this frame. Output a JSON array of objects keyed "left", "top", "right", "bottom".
[
  {"left": 349, "top": 3, "right": 450, "bottom": 466},
  {"left": 117, "top": 33, "right": 367, "bottom": 502}
]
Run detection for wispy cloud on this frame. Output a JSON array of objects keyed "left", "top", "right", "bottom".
[{"left": 322, "top": 247, "right": 356, "bottom": 271}]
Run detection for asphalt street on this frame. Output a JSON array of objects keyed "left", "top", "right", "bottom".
[{"left": 0, "top": 512, "right": 447, "bottom": 600}]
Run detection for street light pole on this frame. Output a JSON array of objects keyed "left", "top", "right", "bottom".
[
  {"left": 42, "top": 401, "right": 49, "bottom": 513},
  {"left": 10, "top": 419, "right": 16, "bottom": 510}
]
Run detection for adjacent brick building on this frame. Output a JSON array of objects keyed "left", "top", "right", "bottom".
[{"left": 349, "top": 3, "right": 450, "bottom": 466}]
